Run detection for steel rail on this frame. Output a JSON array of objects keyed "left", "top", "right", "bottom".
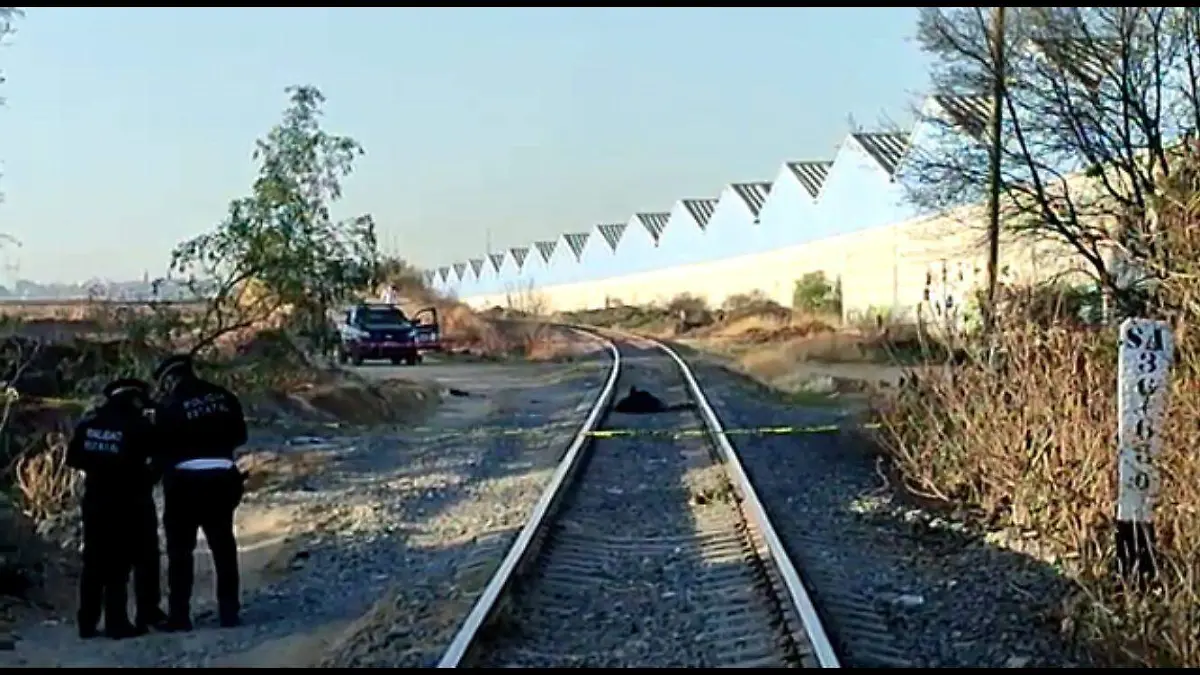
[
  {"left": 649, "top": 335, "right": 842, "bottom": 668},
  {"left": 435, "top": 326, "right": 840, "bottom": 668},
  {"left": 435, "top": 328, "right": 621, "bottom": 668}
]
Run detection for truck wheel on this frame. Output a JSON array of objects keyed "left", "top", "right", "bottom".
[
  {"left": 405, "top": 353, "right": 419, "bottom": 366},
  {"left": 390, "top": 357, "right": 403, "bottom": 365},
  {"left": 337, "top": 349, "right": 348, "bottom": 365},
  {"left": 351, "top": 352, "right": 364, "bottom": 366}
]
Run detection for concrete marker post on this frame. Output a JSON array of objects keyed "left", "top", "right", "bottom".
[{"left": 1115, "top": 318, "right": 1174, "bottom": 586}]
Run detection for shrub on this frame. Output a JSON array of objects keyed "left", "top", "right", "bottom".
[
  {"left": 722, "top": 290, "right": 773, "bottom": 313},
  {"left": 14, "top": 431, "right": 79, "bottom": 527},
  {"left": 876, "top": 144, "right": 1200, "bottom": 665},
  {"left": 876, "top": 310, "right": 1200, "bottom": 665},
  {"left": 666, "top": 292, "right": 709, "bottom": 317},
  {"left": 793, "top": 271, "right": 842, "bottom": 315}
]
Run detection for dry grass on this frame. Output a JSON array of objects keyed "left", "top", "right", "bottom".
[
  {"left": 437, "top": 303, "right": 512, "bottom": 355},
  {"left": 875, "top": 317, "right": 1200, "bottom": 665},
  {"left": 0, "top": 300, "right": 205, "bottom": 340},
  {"left": 392, "top": 285, "right": 553, "bottom": 359},
  {"left": 563, "top": 294, "right": 917, "bottom": 410},
  {"left": 398, "top": 287, "right": 581, "bottom": 361},
  {"left": 12, "top": 431, "right": 79, "bottom": 525},
  {"left": 521, "top": 322, "right": 593, "bottom": 361},
  {"left": 557, "top": 303, "right": 681, "bottom": 337},
  {"left": 735, "top": 339, "right": 873, "bottom": 385},
  {"left": 486, "top": 319, "right": 596, "bottom": 362},
  {"left": 702, "top": 309, "right": 836, "bottom": 342},
  {"left": 698, "top": 302, "right": 947, "bottom": 367},
  {"left": 3, "top": 398, "right": 84, "bottom": 540},
  {"left": 565, "top": 292, "right": 935, "bottom": 362},
  {"left": 874, "top": 146, "right": 1200, "bottom": 667},
  {"left": 0, "top": 299, "right": 195, "bottom": 323}
]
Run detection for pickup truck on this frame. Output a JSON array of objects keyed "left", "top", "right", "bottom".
[{"left": 335, "top": 303, "right": 440, "bottom": 366}]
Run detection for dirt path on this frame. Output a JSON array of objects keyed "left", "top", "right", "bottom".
[{"left": 0, "top": 358, "right": 610, "bottom": 668}]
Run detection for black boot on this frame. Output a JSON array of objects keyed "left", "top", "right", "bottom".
[
  {"left": 162, "top": 614, "right": 193, "bottom": 633},
  {"left": 136, "top": 606, "right": 168, "bottom": 631},
  {"left": 105, "top": 621, "right": 146, "bottom": 640}
]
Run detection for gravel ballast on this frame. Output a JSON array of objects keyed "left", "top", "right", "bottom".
[
  {"left": 471, "top": 350, "right": 802, "bottom": 668},
  {"left": 686, "top": 358, "right": 1089, "bottom": 668}
]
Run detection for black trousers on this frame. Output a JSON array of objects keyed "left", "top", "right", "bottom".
[
  {"left": 78, "top": 497, "right": 135, "bottom": 632},
  {"left": 133, "top": 495, "right": 163, "bottom": 624},
  {"left": 162, "top": 468, "right": 244, "bottom": 622}
]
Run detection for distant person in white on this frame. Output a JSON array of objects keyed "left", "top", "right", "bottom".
[{"left": 381, "top": 284, "right": 398, "bottom": 304}]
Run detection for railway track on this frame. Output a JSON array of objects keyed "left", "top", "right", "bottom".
[{"left": 436, "top": 329, "right": 840, "bottom": 668}]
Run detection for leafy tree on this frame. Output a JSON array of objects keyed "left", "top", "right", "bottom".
[
  {"left": 793, "top": 271, "right": 841, "bottom": 314},
  {"left": 375, "top": 256, "right": 427, "bottom": 295},
  {"left": 906, "top": 7, "right": 1200, "bottom": 318},
  {"left": 168, "top": 85, "right": 380, "bottom": 354}
]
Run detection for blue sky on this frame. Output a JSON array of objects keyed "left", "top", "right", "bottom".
[{"left": 0, "top": 7, "right": 931, "bottom": 284}]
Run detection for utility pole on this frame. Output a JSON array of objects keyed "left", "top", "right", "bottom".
[{"left": 983, "top": 5, "right": 1007, "bottom": 338}]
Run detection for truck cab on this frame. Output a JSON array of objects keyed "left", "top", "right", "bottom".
[{"left": 336, "top": 303, "right": 438, "bottom": 366}]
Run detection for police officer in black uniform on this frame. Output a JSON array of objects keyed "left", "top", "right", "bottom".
[
  {"left": 132, "top": 405, "right": 168, "bottom": 633},
  {"left": 132, "top": 504, "right": 167, "bottom": 631},
  {"left": 66, "top": 378, "right": 159, "bottom": 640},
  {"left": 152, "top": 354, "right": 248, "bottom": 631}
]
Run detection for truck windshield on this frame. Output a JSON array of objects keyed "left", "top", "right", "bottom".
[{"left": 360, "top": 307, "right": 408, "bottom": 327}]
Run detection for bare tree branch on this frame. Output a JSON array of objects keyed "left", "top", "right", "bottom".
[{"left": 905, "top": 6, "right": 1200, "bottom": 317}]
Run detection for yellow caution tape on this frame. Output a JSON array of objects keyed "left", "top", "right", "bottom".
[
  {"left": 584, "top": 423, "right": 880, "bottom": 439},
  {"left": 392, "top": 422, "right": 881, "bottom": 439}
]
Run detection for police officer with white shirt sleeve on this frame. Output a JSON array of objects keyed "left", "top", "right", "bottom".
[{"left": 151, "top": 354, "right": 248, "bottom": 632}]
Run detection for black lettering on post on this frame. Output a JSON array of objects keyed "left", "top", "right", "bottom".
[
  {"left": 1125, "top": 324, "right": 1145, "bottom": 349},
  {"left": 1148, "top": 327, "right": 1165, "bottom": 353},
  {"left": 1135, "top": 418, "right": 1154, "bottom": 441},
  {"left": 1139, "top": 351, "right": 1158, "bottom": 374},
  {"left": 1136, "top": 378, "right": 1159, "bottom": 398}
]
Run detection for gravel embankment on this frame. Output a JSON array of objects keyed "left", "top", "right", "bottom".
[
  {"left": 687, "top": 359, "right": 1089, "bottom": 669},
  {"left": 315, "top": 361, "right": 611, "bottom": 668},
  {"left": 0, "top": 360, "right": 611, "bottom": 668}
]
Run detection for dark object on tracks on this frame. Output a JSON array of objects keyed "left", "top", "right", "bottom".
[
  {"left": 334, "top": 302, "right": 440, "bottom": 366},
  {"left": 613, "top": 385, "right": 692, "bottom": 414},
  {"left": 445, "top": 337, "right": 836, "bottom": 668}
]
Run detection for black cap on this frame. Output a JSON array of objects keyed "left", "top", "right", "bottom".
[
  {"left": 153, "top": 354, "right": 194, "bottom": 382},
  {"left": 103, "top": 377, "right": 152, "bottom": 399}
]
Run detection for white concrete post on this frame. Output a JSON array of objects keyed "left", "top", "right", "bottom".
[{"left": 1116, "top": 318, "right": 1174, "bottom": 583}]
